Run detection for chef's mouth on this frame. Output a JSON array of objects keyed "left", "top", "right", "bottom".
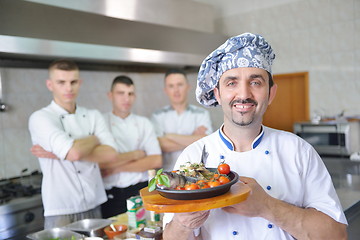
[{"left": 230, "top": 99, "right": 258, "bottom": 108}]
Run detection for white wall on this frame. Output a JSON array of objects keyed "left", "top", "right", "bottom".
[{"left": 196, "top": 0, "right": 360, "bottom": 119}]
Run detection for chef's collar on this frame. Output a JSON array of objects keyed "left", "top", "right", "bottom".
[
  {"left": 218, "top": 125, "right": 264, "bottom": 151},
  {"left": 50, "top": 100, "right": 77, "bottom": 115},
  {"left": 111, "top": 111, "right": 133, "bottom": 120},
  {"left": 168, "top": 104, "right": 190, "bottom": 112}
]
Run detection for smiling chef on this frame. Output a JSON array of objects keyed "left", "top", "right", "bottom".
[{"left": 162, "top": 33, "right": 347, "bottom": 240}]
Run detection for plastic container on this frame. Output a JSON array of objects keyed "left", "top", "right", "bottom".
[{"left": 104, "top": 224, "right": 128, "bottom": 239}]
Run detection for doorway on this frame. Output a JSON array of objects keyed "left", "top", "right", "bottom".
[{"left": 263, "top": 72, "right": 309, "bottom": 132}]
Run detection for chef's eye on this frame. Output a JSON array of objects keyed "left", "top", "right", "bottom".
[
  {"left": 250, "top": 80, "right": 261, "bottom": 86},
  {"left": 227, "top": 81, "right": 236, "bottom": 87}
]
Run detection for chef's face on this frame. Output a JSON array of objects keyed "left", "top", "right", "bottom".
[
  {"left": 214, "top": 67, "right": 277, "bottom": 128},
  {"left": 164, "top": 73, "right": 190, "bottom": 105},
  {"left": 108, "top": 82, "right": 135, "bottom": 117},
  {"left": 46, "top": 69, "right": 81, "bottom": 109}
]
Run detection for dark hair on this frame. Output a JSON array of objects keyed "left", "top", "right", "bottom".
[
  {"left": 111, "top": 75, "right": 134, "bottom": 91},
  {"left": 49, "top": 59, "right": 78, "bottom": 71},
  {"left": 268, "top": 71, "right": 274, "bottom": 88},
  {"left": 165, "top": 69, "right": 187, "bottom": 79}
]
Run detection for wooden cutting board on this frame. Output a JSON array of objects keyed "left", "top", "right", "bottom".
[{"left": 140, "top": 182, "right": 251, "bottom": 213}]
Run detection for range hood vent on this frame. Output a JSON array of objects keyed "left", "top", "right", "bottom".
[{"left": 0, "top": 0, "right": 228, "bottom": 69}]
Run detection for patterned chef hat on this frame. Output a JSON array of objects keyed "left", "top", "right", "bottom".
[{"left": 196, "top": 32, "right": 275, "bottom": 107}]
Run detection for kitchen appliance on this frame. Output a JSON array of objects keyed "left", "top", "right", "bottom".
[
  {"left": 294, "top": 121, "right": 360, "bottom": 156},
  {"left": 0, "top": 172, "right": 44, "bottom": 240}
]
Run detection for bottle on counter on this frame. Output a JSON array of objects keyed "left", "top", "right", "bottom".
[{"left": 148, "top": 211, "right": 162, "bottom": 228}]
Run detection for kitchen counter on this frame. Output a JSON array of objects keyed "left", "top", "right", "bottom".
[
  {"left": 322, "top": 157, "right": 360, "bottom": 211},
  {"left": 322, "top": 156, "right": 360, "bottom": 239},
  {"left": 336, "top": 187, "right": 360, "bottom": 212}
]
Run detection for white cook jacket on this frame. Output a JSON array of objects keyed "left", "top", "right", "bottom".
[
  {"left": 151, "top": 104, "right": 213, "bottom": 171},
  {"left": 28, "top": 101, "right": 117, "bottom": 216},
  {"left": 164, "top": 126, "right": 347, "bottom": 240},
  {"left": 102, "top": 112, "right": 161, "bottom": 189}
]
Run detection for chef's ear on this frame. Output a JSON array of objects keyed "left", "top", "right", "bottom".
[
  {"left": 268, "top": 83, "right": 277, "bottom": 105},
  {"left": 214, "top": 86, "right": 222, "bottom": 106},
  {"left": 107, "top": 91, "right": 113, "bottom": 101},
  {"left": 79, "top": 79, "right": 83, "bottom": 86},
  {"left": 46, "top": 79, "right": 53, "bottom": 92}
]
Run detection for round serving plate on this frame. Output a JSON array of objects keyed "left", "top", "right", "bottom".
[{"left": 156, "top": 169, "right": 239, "bottom": 200}]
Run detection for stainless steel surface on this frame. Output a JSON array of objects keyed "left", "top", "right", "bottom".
[
  {"left": 200, "top": 145, "right": 208, "bottom": 165},
  {"left": 322, "top": 157, "right": 360, "bottom": 240},
  {"left": 27, "top": 228, "right": 84, "bottom": 240},
  {"left": 25, "top": 0, "right": 215, "bottom": 33},
  {"left": 63, "top": 219, "right": 112, "bottom": 237},
  {"left": 0, "top": 195, "right": 44, "bottom": 240},
  {"left": 0, "top": 0, "right": 228, "bottom": 68},
  {"left": 0, "top": 173, "right": 43, "bottom": 240},
  {"left": 0, "top": 70, "right": 7, "bottom": 112},
  {"left": 0, "top": 35, "right": 205, "bottom": 67}
]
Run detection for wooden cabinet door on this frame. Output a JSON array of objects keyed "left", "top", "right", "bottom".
[{"left": 263, "top": 72, "right": 309, "bottom": 132}]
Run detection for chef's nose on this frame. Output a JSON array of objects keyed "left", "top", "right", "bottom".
[
  {"left": 65, "top": 83, "right": 73, "bottom": 91},
  {"left": 236, "top": 82, "right": 252, "bottom": 100}
]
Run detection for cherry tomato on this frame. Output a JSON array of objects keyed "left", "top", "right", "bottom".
[
  {"left": 196, "top": 180, "right": 207, "bottom": 185},
  {"left": 218, "top": 175, "right": 230, "bottom": 185},
  {"left": 185, "top": 183, "right": 200, "bottom": 190},
  {"left": 208, "top": 180, "right": 221, "bottom": 188},
  {"left": 218, "top": 163, "right": 230, "bottom": 175},
  {"left": 211, "top": 173, "right": 220, "bottom": 181},
  {"left": 196, "top": 180, "right": 209, "bottom": 189},
  {"left": 175, "top": 186, "right": 185, "bottom": 190}
]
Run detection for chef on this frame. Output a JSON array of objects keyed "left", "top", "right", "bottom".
[
  {"left": 151, "top": 69, "right": 213, "bottom": 171},
  {"left": 162, "top": 33, "right": 347, "bottom": 240},
  {"left": 100, "top": 75, "right": 162, "bottom": 218},
  {"left": 29, "top": 59, "right": 118, "bottom": 228}
]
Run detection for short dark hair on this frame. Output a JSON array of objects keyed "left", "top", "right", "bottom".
[
  {"left": 268, "top": 71, "right": 274, "bottom": 88},
  {"left": 49, "top": 59, "right": 78, "bottom": 71},
  {"left": 111, "top": 75, "right": 134, "bottom": 91},
  {"left": 165, "top": 69, "right": 187, "bottom": 79}
]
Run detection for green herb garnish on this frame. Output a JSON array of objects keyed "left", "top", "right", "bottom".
[{"left": 148, "top": 169, "right": 170, "bottom": 192}]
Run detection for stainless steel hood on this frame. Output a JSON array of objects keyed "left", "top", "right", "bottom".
[{"left": 0, "top": 0, "right": 228, "bottom": 69}]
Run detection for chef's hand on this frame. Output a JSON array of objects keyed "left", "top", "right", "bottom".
[
  {"left": 192, "top": 126, "right": 207, "bottom": 135},
  {"left": 30, "top": 144, "right": 59, "bottom": 159},
  {"left": 163, "top": 211, "right": 209, "bottom": 240},
  {"left": 134, "top": 149, "right": 146, "bottom": 160},
  {"left": 100, "top": 168, "right": 114, "bottom": 177},
  {"left": 173, "top": 211, "right": 210, "bottom": 229},
  {"left": 222, "top": 176, "right": 271, "bottom": 217}
]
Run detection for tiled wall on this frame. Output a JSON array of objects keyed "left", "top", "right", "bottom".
[
  {"left": 207, "top": 0, "right": 360, "bottom": 118},
  {"left": 0, "top": 68, "right": 221, "bottom": 179}
]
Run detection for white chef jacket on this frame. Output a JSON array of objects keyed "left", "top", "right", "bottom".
[
  {"left": 151, "top": 104, "right": 213, "bottom": 171},
  {"left": 102, "top": 112, "right": 161, "bottom": 189},
  {"left": 28, "top": 101, "right": 117, "bottom": 217},
  {"left": 164, "top": 125, "right": 347, "bottom": 240}
]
